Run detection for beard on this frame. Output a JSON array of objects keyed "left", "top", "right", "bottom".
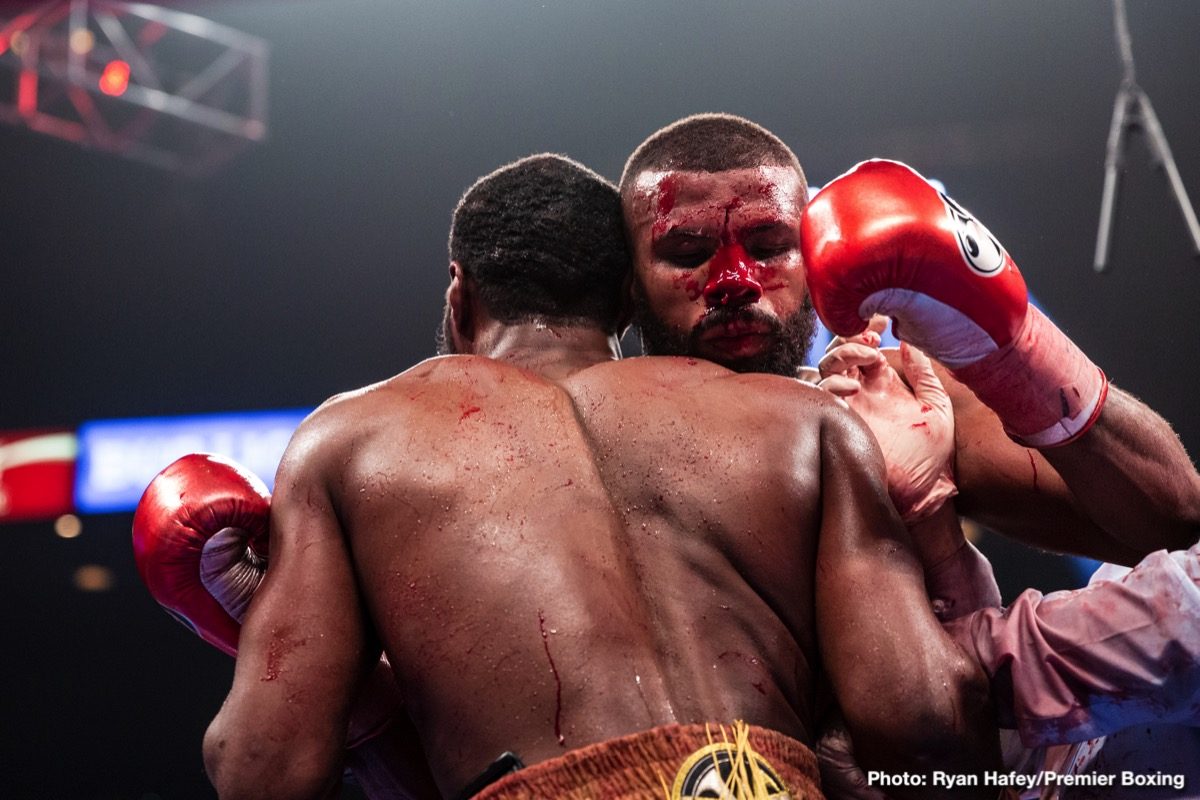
[{"left": 631, "top": 283, "right": 817, "bottom": 377}]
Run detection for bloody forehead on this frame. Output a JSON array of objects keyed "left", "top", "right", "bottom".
[{"left": 636, "top": 167, "right": 803, "bottom": 237}]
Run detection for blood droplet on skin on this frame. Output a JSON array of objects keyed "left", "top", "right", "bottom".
[
  {"left": 1028, "top": 450, "right": 1040, "bottom": 492},
  {"left": 910, "top": 421, "right": 929, "bottom": 430},
  {"left": 459, "top": 405, "right": 481, "bottom": 421}
]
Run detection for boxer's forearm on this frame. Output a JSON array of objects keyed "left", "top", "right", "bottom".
[
  {"left": 941, "top": 363, "right": 1176, "bottom": 564},
  {"left": 1041, "top": 387, "right": 1200, "bottom": 554},
  {"left": 950, "top": 381, "right": 1196, "bottom": 562}
]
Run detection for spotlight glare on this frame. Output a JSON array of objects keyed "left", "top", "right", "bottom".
[
  {"left": 10, "top": 30, "right": 29, "bottom": 57},
  {"left": 74, "top": 564, "right": 115, "bottom": 592},
  {"left": 54, "top": 514, "right": 83, "bottom": 539},
  {"left": 98, "top": 60, "right": 131, "bottom": 97},
  {"left": 69, "top": 28, "right": 95, "bottom": 55}
]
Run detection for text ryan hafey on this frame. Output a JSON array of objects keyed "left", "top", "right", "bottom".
[{"left": 866, "top": 771, "right": 1186, "bottom": 791}]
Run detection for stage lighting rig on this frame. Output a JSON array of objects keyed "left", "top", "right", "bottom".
[{"left": 0, "top": 1, "right": 267, "bottom": 174}]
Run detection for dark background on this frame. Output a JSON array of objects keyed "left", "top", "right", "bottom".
[{"left": 2, "top": 2, "right": 1198, "bottom": 797}]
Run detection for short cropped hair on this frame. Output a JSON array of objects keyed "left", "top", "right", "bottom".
[
  {"left": 619, "top": 113, "right": 805, "bottom": 201},
  {"left": 449, "top": 154, "right": 630, "bottom": 333}
]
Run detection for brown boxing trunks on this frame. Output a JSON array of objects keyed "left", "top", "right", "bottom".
[{"left": 471, "top": 720, "right": 823, "bottom": 800}]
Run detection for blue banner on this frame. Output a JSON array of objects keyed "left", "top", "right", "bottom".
[{"left": 75, "top": 409, "right": 311, "bottom": 513}]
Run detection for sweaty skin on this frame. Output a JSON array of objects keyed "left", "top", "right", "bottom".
[{"left": 203, "top": 343, "right": 997, "bottom": 799}]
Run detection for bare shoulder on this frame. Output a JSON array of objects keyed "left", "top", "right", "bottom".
[
  {"left": 585, "top": 355, "right": 866, "bottom": 438},
  {"left": 303, "top": 355, "right": 503, "bottom": 426},
  {"left": 710, "top": 370, "right": 889, "bottom": 503},
  {"left": 282, "top": 355, "right": 546, "bottom": 474},
  {"left": 596, "top": 356, "right": 836, "bottom": 405},
  {"left": 275, "top": 365, "right": 431, "bottom": 484},
  {"left": 723, "top": 370, "right": 860, "bottom": 433},
  {"left": 725, "top": 370, "right": 839, "bottom": 407},
  {"left": 726, "top": 369, "right": 885, "bottom": 465}
]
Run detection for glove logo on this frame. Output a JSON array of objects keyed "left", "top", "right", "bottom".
[{"left": 941, "top": 193, "right": 1006, "bottom": 277}]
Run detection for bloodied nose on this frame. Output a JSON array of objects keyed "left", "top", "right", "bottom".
[{"left": 702, "top": 242, "right": 763, "bottom": 309}]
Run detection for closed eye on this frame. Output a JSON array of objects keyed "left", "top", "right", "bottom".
[
  {"left": 742, "top": 224, "right": 796, "bottom": 261},
  {"left": 747, "top": 244, "right": 791, "bottom": 261},
  {"left": 654, "top": 233, "right": 715, "bottom": 269}
]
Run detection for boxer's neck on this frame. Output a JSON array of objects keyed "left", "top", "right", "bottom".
[{"left": 474, "top": 320, "right": 621, "bottom": 382}]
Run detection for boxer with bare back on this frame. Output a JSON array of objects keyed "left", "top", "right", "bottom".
[{"left": 200, "top": 155, "right": 998, "bottom": 800}]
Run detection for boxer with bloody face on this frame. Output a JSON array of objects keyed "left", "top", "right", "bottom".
[{"left": 627, "top": 164, "right": 817, "bottom": 379}]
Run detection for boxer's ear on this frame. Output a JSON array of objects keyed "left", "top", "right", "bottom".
[{"left": 447, "top": 261, "right": 476, "bottom": 352}]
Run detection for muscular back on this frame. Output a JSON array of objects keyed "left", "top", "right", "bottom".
[
  {"left": 321, "top": 355, "right": 829, "bottom": 792},
  {"left": 210, "top": 351, "right": 997, "bottom": 799}
]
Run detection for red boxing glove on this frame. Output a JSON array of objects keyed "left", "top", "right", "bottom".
[
  {"left": 803, "top": 159, "right": 1107, "bottom": 446},
  {"left": 133, "top": 453, "right": 407, "bottom": 759},
  {"left": 132, "top": 453, "right": 270, "bottom": 657}
]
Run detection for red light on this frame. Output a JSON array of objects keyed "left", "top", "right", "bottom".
[
  {"left": 17, "top": 69, "right": 37, "bottom": 115},
  {"left": 98, "top": 60, "right": 130, "bottom": 97}
]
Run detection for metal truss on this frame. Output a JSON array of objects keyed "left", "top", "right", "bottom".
[
  {"left": 1094, "top": 0, "right": 1200, "bottom": 271},
  {"left": 0, "top": 1, "right": 268, "bottom": 174}
]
